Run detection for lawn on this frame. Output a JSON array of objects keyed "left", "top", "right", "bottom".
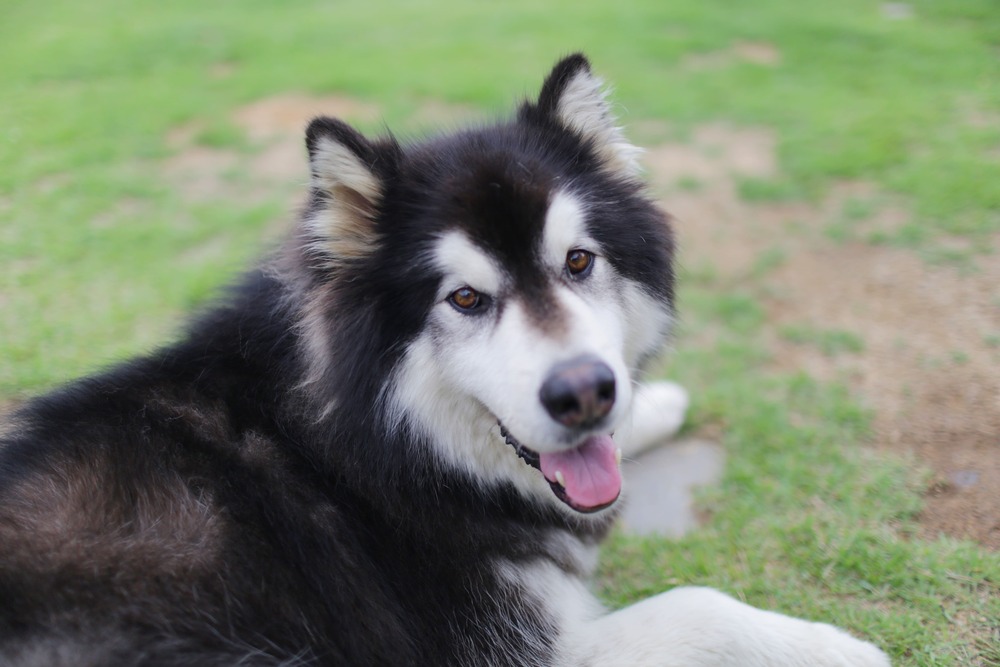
[{"left": 2, "top": 1, "right": 998, "bottom": 664}]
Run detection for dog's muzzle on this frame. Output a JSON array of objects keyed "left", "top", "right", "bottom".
[{"left": 500, "top": 354, "right": 623, "bottom": 514}]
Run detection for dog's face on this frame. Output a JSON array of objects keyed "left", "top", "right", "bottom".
[{"left": 296, "top": 55, "right": 674, "bottom": 516}]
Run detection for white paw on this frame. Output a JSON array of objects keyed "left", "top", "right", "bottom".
[
  {"left": 806, "top": 621, "right": 892, "bottom": 667},
  {"left": 622, "top": 381, "right": 689, "bottom": 456}
]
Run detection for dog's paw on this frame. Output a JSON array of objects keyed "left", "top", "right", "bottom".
[
  {"left": 803, "top": 621, "right": 891, "bottom": 667},
  {"left": 621, "top": 381, "right": 688, "bottom": 456}
]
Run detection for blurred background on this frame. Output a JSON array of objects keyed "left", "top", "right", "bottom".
[{"left": 1, "top": 1, "right": 998, "bottom": 663}]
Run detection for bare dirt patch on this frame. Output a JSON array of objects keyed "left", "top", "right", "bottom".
[
  {"left": 163, "top": 93, "right": 384, "bottom": 204},
  {"left": 233, "top": 93, "right": 382, "bottom": 142},
  {"left": 643, "top": 125, "right": 1000, "bottom": 548},
  {"left": 763, "top": 243, "right": 1000, "bottom": 548},
  {"left": 163, "top": 93, "right": 475, "bottom": 208},
  {"left": 681, "top": 41, "right": 782, "bottom": 70},
  {"left": 161, "top": 141, "right": 244, "bottom": 202},
  {"left": 234, "top": 93, "right": 450, "bottom": 189}
]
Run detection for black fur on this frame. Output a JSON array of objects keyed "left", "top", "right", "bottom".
[{"left": 0, "top": 54, "right": 674, "bottom": 666}]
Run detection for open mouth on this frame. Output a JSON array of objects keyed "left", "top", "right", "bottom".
[{"left": 499, "top": 422, "right": 622, "bottom": 513}]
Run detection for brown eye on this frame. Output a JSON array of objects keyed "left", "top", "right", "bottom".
[
  {"left": 566, "top": 249, "right": 594, "bottom": 277},
  {"left": 448, "top": 287, "right": 482, "bottom": 312}
]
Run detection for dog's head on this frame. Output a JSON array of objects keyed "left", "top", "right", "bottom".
[{"left": 292, "top": 55, "right": 674, "bottom": 517}]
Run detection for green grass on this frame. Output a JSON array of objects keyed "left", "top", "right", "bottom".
[
  {"left": 738, "top": 176, "right": 805, "bottom": 202},
  {"left": 2, "top": 1, "right": 999, "bottom": 664},
  {"left": 676, "top": 175, "right": 705, "bottom": 192},
  {"left": 751, "top": 246, "right": 788, "bottom": 278}
]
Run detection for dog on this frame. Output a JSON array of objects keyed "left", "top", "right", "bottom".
[{"left": 0, "top": 55, "right": 890, "bottom": 666}]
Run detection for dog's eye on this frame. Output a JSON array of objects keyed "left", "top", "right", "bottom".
[
  {"left": 566, "top": 250, "right": 594, "bottom": 278},
  {"left": 448, "top": 287, "right": 483, "bottom": 313}
]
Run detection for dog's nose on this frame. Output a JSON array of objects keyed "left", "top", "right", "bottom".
[{"left": 539, "top": 354, "right": 616, "bottom": 429}]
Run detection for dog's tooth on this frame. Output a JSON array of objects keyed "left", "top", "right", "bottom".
[
  {"left": 615, "top": 448, "right": 622, "bottom": 466},
  {"left": 554, "top": 470, "right": 566, "bottom": 488}
]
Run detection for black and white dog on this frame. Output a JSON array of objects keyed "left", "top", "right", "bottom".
[{"left": 0, "top": 55, "right": 890, "bottom": 666}]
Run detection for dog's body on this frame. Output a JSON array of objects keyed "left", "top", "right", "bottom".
[{"left": 0, "top": 56, "right": 889, "bottom": 666}]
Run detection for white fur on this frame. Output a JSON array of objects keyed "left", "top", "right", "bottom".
[
  {"left": 619, "top": 278, "right": 674, "bottom": 371},
  {"left": 542, "top": 191, "right": 591, "bottom": 269},
  {"left": 384, "top": 332, "right": 550, "bottom": 504},
  {"left": 555, "top": 69, "right": 643, "bottom": 176},
  {"left": 432, "top": 230, "right": 503, "bottom": 298},
  {"left": 615, "top": 381, "right": 689, "bottom": 458},
  {"left": 557, "top": 585, "right": 891, "bottom": 666},
  {"left": 501, "top": 559, "right": 889, "bottom": 667},
  {"left": 479, "top": 291, "right": 632, "bottom": 450},
  {"left": 309, "top": 135, "right": 381, "bottom": 202},
  {"left": 385, "top": 294, "right": 631, "bottom": 519},
  {"left": 544, "top": 190, "right": 674, "bottom": 373}
]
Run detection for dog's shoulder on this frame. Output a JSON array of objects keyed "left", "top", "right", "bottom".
[
  {"left": 0, "top": 364, "right": 329, "bottom": 663},
  {"left": 0, "top": 373, "right": 229, "bottom": 590}
]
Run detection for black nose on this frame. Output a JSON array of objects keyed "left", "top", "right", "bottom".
[{"left": 539, "top": 354, "right": 616, "bottom": 429}]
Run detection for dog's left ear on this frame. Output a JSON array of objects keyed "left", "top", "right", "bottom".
[
  {"left": 304, "top": 117, "right": 398, "bottom": 263},
  {"left": 524, "top": 54, "right": 641, "bottom": 176}
]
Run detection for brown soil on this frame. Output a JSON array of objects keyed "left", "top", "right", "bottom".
[
  {"left": 163, "top": 94, "right": 384, "bottom": 205},
  {"left": 681, "top": 41, "right": 782, "bottom": 70},
  {"left": 164, "top": 93, "right": 476, "bottom": 216},
  {"left": 162, "top": 94, "right": 999, "bottom": 549},
  {"left": 643, "top": 123, "right": 1000, "bottom": 549}
]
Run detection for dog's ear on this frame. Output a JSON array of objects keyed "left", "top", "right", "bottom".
[
  {"left": 525, "top": 54, "right": 641, "bottom": 176},
  {"left": 304, "top": 117, "right": 394, "bottom": 262}
]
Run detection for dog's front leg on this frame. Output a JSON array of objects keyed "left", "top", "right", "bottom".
[{"left": 556, "top": 586, "right": 890, "bottom": 667}]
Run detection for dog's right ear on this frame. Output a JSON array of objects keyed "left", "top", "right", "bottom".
[
  {"left": 522, "top": 54, "right": 641, "bottom": 177},
  {"left": 304, "top": 117, "right": 394, "bottom": 262}
]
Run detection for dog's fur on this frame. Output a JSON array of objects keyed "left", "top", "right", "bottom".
[{"left": 0, "top": 55, "right": 890, "bottom": 666}]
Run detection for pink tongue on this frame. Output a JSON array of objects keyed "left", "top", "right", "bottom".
[{"left": 539, "top": 435, "right": 621, "bottom": 510}]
